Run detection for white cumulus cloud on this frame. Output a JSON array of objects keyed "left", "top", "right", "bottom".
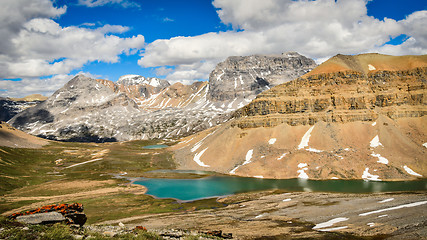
[
  {"left": 5, "top": 18, "right": 144, "bottom": 78},
  {"left": 77, "top": 0, "right": 140, "bottom": 8},
  {"left": 0, "top": 0, "right": 145, "bottom": 97},
  {"left": 139, "top": 0, "right": 427, "bottom": 83},
  {"left": 0, "top": 73, "right": 99, "bottom": 98}
]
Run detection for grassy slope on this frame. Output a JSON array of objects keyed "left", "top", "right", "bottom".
[{"left": 0, "top": 140, "right": 226, "bottom": 224}]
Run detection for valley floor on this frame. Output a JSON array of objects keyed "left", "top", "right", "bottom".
[{"left": 0, "top": 139, "right": 425, "bottom": 239}]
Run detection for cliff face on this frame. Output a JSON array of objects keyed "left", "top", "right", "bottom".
[
  {"left": 208, "top": 52, "right": 316, "bottom": 102},
  {"left": 174, "top": 54, "right": 427, "bottom": 181},
  {"left": 234, "top": 67, "right": 426, "bottom": 128}
]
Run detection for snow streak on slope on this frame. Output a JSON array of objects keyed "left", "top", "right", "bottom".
[
  {"left": 194, "top": 148, "right": 210, "bottom": 167},
  {"left": 298, "top": 126, "right": 315, "bottom": 149}
]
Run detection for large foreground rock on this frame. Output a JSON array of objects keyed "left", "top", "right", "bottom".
[
  {"left": 10, "top": 203, "right": 87, "bottom": 226},
  {"left": 16, "top": 212, "right": 66, "bottom": 225}
]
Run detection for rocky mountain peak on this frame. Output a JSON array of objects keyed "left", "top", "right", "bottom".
[
  {"left": 47, "top": 75, "right": 132, "bottom": 109},
  {"left": 117, "top": 74, "right": 170, "bottom": 89},
  {"left": 207, "top": 52, "right": 317, "bottom": 102},
  {"left": 9, "top": 52, "right": 318, "bottom": 142}
]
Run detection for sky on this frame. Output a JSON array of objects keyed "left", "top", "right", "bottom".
[{"left": 0, "top": 0, "right": 426, "bottom": 97}]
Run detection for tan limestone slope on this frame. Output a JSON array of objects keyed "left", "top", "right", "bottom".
[
  {"left": 10, "top": 94, "right": 48, "bottom": 102},
  {"left": 173, "top": 116, "right": 426, "bottom": 180},
  {"left": 135, "top": 82, "right": 208, "bottom": 111},
  {"left": 96, "top": 79, "right": 208, "bottom": 111},
  {"left": 0, "top": 122, "right": 48, "bottom": 148},
  {"left": 305, "top": 53, "right": 427, "bottom": 76},
  {"left": 173, "top": 54, "right": 427, "bottom": 180},
  {"left": 233, "top": 54, "right": 427, "bottom": 128}
]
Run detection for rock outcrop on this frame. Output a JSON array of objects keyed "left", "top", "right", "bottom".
[
  {"left": 10, "top": 203, "right": 87, "bottom": 226},
  {"left": 174, "top": 53, "right": 427, "bottom": 180},
  {"left": 208, "top": 52, "right": 316, "bottom": 102},
  {"left": 9, "top": 53, "right": 315, "bottom": 142},
  {"left": 233, "top": 54, "right": 427, "bottom": 128},
  {"left": 0, "top": 96, "right": 46, "bottom": 122}
]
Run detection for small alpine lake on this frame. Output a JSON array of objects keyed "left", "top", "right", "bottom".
[
  {"left": 142, "top": 144, "right": 169, "bottom": 149},
  {"left": 133, "top": 175, "right": 427, "bottom": 201}
]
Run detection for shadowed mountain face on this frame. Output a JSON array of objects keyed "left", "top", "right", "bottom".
[
  {"left": 9, "top": 52, "right": 316, "bottom": 142},
  {"left": 0, "top": 97, "right": 46, "bottom": 122},
  {"left": 174, "top": 53, "right": 427, "bottom": 181}
]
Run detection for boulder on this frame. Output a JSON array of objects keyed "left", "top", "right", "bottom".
[
  {"left": 16, "top": 212, "right": 66, "bottom": 225},
  {"left": 10, "top": 203, "right": 87, "bottom": 226}
]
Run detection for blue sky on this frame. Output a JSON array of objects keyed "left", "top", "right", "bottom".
[
  {"left": 0, "top": 0, "right": 426, "bottom": 97},
  {"left": 55, "top": 0, "right": 232, "bottom": 80}
]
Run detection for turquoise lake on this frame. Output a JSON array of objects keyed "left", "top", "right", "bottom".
[
  {"left": 134, "top": 176, "right": 427, "bottom": 201},
  {"left": 142, "top": 144, "right": 169, "bottom": 149}
]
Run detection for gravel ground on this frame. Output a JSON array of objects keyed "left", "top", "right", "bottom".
[{"left": 96, "top": 191, "right": 427, "bottom": 239}]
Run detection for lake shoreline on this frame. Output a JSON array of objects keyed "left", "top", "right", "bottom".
[{"left": 131, "top": 174, "right": 427, "bottom": 201}]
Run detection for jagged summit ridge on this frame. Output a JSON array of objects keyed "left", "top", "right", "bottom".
[
  {"left": 117, "top": 74, "right": 170, "bottom": 88},
  {"left": 208, "top": 52, "right": 316, "bottom": 102}
]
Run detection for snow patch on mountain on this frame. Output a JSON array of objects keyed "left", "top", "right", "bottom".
[
  {"left": 403, "top": 165, "right": 422, "bottom": 177},
  {"left": 193, "top": 147, "right": 210, "bottom": 167},
  {"left": 371, "top": 153, "right": 389, "bottom": 164},
  {"left": 362, "top": 168, "right": 381, "bottom": 181},
  {"left": 298, "top": 126, "right": 315, "bottom": 149},
  {"left": 370, "top": 135, "right": 383, "bottom": 148}
]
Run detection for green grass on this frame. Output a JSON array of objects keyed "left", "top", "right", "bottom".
[
  {"left": 78, "top": 193, "right": 226, "bottom": 224},
  {"left": 0, "top": 146, "right": 60, "bottom": 195},
  {"left": 0, "top": 139, "right": 175, "bottom": 196},
  {"left": 0, "top": 139, "right": 227, "bottom": 224}
]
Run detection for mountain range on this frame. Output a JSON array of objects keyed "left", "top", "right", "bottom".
[
  {"left": 173, "top": 53, "right": 427, "bottom": 180},
  {"left": 8, "top": 52, "right": 316, "bottom": 142},
  {"left": 5, "top": 52, "right": 426, "bottom": 180}
]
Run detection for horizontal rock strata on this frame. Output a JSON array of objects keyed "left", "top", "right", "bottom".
[{"left": 234, "top": 68, "right": 426, "bottom": 128}]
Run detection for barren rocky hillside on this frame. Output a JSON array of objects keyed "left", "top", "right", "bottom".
[
  {"left": 0, "top": 121, "right": 48, "bottom": 148},
  {"left": 174, "top": 53, "right": 427, "bottom": 180}
]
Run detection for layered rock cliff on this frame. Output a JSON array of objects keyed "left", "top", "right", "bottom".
[
  {"left": 174, "top": 53, "right": 427, "bottom": 180},
  {"left": 234, "top": 66, "right": 426, "bottom": 128}
]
